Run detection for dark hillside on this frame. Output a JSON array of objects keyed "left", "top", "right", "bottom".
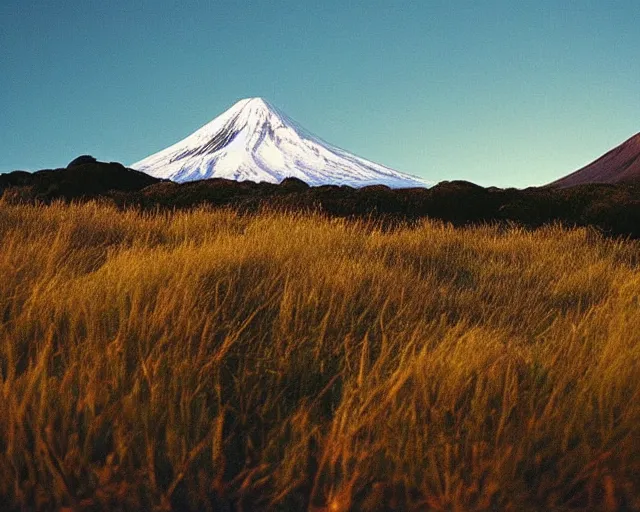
[
  {"left": 2, "top": 159, "right": 640, "bottom": 238},
  {"left": 0, "top": 158, "right": 159, "bottom": 201}
]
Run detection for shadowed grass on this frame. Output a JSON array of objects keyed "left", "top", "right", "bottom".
[{"left": 0, "top": 200, "right": 639, "bottom": 510}]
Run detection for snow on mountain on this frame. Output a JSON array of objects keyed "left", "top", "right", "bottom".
[{"left": 132, "top": 98, "right": 429, "bottom": 188}]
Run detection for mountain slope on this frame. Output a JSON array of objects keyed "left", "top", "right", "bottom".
[
  {"left": 132, "top": 98, "right": 428, "bottom": 188},
  {"left": 550, "top": 132, "right": 640, "bottom": 188}
]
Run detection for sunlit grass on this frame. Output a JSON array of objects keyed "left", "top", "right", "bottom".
[{"left": 0, "top": 200, "right": 638, "bottom": 510}]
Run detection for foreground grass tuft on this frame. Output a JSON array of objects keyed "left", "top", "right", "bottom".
[{"left": 0, "top": 201, "right": 639, "bottom": 510}]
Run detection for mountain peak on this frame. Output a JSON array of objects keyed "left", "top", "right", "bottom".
[
  {"left": 132, "top": 99, "right": 429, "bottom": 188},
  {"left": 231, "top": 97, "right": 273, "bottom": 112}
]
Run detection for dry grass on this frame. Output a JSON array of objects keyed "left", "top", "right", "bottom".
[{"left": 0, "top": 200, "right": 639, "bottom": 511}]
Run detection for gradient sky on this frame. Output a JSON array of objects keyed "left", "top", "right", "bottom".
[{"left": 1, "top": 1, "right": 639, "bottom": 187}]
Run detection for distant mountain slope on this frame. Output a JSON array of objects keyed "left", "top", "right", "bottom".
[
  {"left": 132, "top": 98, "right": 429, "bottom": 188},
  {"left": 550, "top": 132, "right": 640, "bottom": 188}
]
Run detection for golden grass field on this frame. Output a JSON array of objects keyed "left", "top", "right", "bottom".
[{"left": 0, "top": 200, "right": 639, "bottom": 511}]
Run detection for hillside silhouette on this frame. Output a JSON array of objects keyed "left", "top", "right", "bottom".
[
  {"left": 0, "top": 158, "right": 158, "bottom": 202},
  {"left": 2, "top": 158, "right": 640, "bottom": 238}
]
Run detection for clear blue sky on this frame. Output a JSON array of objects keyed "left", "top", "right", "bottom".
[{"left": 1, "top": 1, "right": 639, "bottom": 187}]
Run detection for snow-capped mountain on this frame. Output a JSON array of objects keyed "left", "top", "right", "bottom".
[{"left": 132, "top": 98, "right": 428, "bottom": 188}]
